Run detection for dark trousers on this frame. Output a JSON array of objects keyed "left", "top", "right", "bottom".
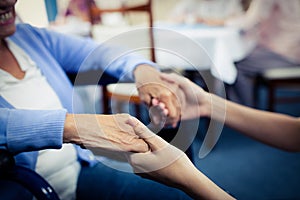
[
  {"left": 1, "top": 162, "right": 191, "bottom": 200},
  {"left": 0, "top": 180, "right": 32, "bottom": 200},
  {"left": 227, "top": 45, "right": 299, "bottom": 107},
  {"left": 76, "top": 162, "right": 191, "bottom": 200}
]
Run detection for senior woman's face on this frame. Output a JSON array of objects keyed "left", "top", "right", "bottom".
[{"left": 0, "top": 0, "right": 17, "bottom": 39}]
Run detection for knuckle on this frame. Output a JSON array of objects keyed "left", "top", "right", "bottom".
[
  {"left": 160, "top": 93, "right": 171, "bottom": 101},
  {"left": 139, "top": 95, "right": 150, "bottom": 103},
  {"left": 120, "top": 113, "right": 131, "bottom": 118}
]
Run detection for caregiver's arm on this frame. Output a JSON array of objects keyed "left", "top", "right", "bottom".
[
  {"left": 160, "top": 73, "right": 300, "bottom": 152},
  {"left": 126, "top": 117, "right": 234, "bottom": 200},
  {"left": 209, "top": 95, "right": 300, "bottom": 152}
]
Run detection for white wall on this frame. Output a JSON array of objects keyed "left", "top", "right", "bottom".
[{"left": 15, "top": 0, "right": 49, "bottom": 27}]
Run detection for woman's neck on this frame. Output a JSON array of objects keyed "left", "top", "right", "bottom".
[
  {"left": 0, "top": 39, "right": 7, "bottom": 51},
  {"left": 0, "top": 39, "right": 4, "bottom": 47},
  {"left": 0, "top": 39, "right": 25, "bottom": 80}
]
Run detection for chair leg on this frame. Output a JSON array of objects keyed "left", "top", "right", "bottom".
[
  {"left": 101, "top": 86, "right": 110, "bottom": 114},
  {"left": 134, "top": 103, "right": 141, "bottom": 120},
  {"left": 267, "top": 84, "right": 275, "bottom": 111},
  {"left": 253, "top": 78, "right": 260, "bottom": 109}
]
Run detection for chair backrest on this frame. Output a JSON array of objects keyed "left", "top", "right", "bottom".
[{"left": 86, "top": 0, "right": 156, "bottom": 62}]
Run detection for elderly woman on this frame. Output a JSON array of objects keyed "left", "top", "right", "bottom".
[
  {"left": 226, "top": 0, "right": 300, "bottom": 107},
  {"left": 0, "top": 0, "right": 187, "bottom": 199}
]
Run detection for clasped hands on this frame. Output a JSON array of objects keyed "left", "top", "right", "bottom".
[
  {"left": 63, "top": 70, "right": 233, "bottom": 199},
  {"left": 134, "top": 65, "right": 207, "bottom": 127},
  {"left": 64, "top": 68, "right": 205, "bottom": 153},
  {"left": 64, "top": 69, "right": 208, "bottom": 190}
]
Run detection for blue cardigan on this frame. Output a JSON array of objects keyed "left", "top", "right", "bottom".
[{"left": 0, "top": 24, "right": 155, "bottom": 169}]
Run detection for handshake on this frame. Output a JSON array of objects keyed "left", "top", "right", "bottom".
[
  {"left": 63, "top": 66, "right": 300, "bottom": 200},
  {"left": 63, "top": 72, "right": 231, "bottom": 200},
  {"left": 64, "top": 71, "right": 207, "bottom": 154}
]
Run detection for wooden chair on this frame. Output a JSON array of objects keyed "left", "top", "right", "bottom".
[
  {"left": 87, "top": 0, "right": 155, "bottom": 62},
  {"left": 85, "top": 0, "right": 155, "bottom": 116},
  {"left": 85, "top": 1, "right": 197, "bottom": 161},
  {"left": 254, "top": 66, "right": 300, "bottom": 111}
]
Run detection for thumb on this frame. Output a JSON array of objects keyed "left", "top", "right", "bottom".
[
  {"left": 160, "top": 73, "right": 199, "bottom": 103},
  {"left": 160, "top": 73, "right": 191, "bottom": 92},
  {"left": 126, "top": 117, "right": 185, "bottom": 174},
  {"left": 126, "top": 117, "right": 168, "bottom": 151},
  {"left": 159, "top": 73, "right": 176, "bottom": 84}
]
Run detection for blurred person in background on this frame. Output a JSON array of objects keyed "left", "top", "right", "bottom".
[
  {"left": 225, "top": 0, "right": 300, "bottom": 107},
  {"left": 169, "top": 0, "right": 244, "bottom": 25}
]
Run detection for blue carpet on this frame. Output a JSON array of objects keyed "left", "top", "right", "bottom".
[
  {"left": 129, "top": 87, "right": 300, "bottom": 199},
  {"left": 192, "top": 97, "right": 300, "bottom": 199}
]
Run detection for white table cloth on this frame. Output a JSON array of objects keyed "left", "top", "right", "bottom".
[
  {"left": 154, "top": 23, "right": 255, "bottom": 84},
  {"left": 92, "top": 23, "right": 254, "bottom": 84}
]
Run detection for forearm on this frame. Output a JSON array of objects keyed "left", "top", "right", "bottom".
[
  {"left": 127, "top": 116, "right": 235, "bottom": 199},
  {"left": 207, "top": 94, "right": 300, "bottom": 151},
  {"left": 181, "top": 165, "right": 234, "bottom": 200}
]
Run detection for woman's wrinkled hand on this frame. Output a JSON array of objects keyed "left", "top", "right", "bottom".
[{"left": 63, "top": 113, "right": 149, "bottom": 153}]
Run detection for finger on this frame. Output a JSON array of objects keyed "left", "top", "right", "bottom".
[
  {"left": 171, "top": 93, "right": 181, "bottom": 124},
  {"left": 160, "top": 93, "right": 176, "bottom": 117},
  {"left": 152, "top": 98, "right": 159, "bottom": 106},
  {"left": 164, "top": 84, "right": 186, "bottom": 127},
  {"left": 163, "top": 108, "right": 169, "bottom": 116},
  {"left": 160, "top": 73, "right": 191, "bottom": 92},
  {"left": 130, "top": 139, "right": 150, "bottom": 153},
  {"left": 159, "top": 73, "right": 177, "bottom": 84},
  {"left": 149, "top": 106, "right": 163, "bottom": 125},
  {"left": 160, "top": 93, "right": 180, "bottom": 127},
  {"left": 138, "top": 92, "right": 152, "bottom": 105},
  {"left": 152, "top": 99, "right": 169, "bottom": 116},
  {"left": 126, "top": 117, "right": 155, "bottom": 139},
  {"left": 138, "top": 85, "right": 161, "bottom": 106},
  {"left": 128, "top": 141, "right": 185, "bottom": 173},
  {"left": 156, "top": 101, "right": 168, "bottom": 114},
  {"left": 149, "top": 105, "right": 167, "bottom": 127},
  {"left": 112, "top": 113, "right": 141, "bottom": 135},
  {"left": 126, "top": 117, "right": 167, "bottom": 151},
  {"left": 158, "top": 102, "right": 166, "bottom": 109}
]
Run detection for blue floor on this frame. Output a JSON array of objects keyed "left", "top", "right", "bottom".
[
  {"left": 192, "top": 97, "right": 300, "bottom": 199},
  {"left": 100, "top": 86, "right": 300, "bottom": 199}
]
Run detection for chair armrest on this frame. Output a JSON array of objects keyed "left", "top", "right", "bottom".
[{"left": 0, "top": 149, "right": 60, "bottom": 200}]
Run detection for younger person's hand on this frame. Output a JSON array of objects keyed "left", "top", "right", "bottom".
[
  {"left": 126, "top": 117, "right": 194, "bottom": 189},
  {"left": 158, "top": 73, "right": 211, "bottom": 120},
  {"left": 126, "top": 117, "right": 235, "bottom": 200}
]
